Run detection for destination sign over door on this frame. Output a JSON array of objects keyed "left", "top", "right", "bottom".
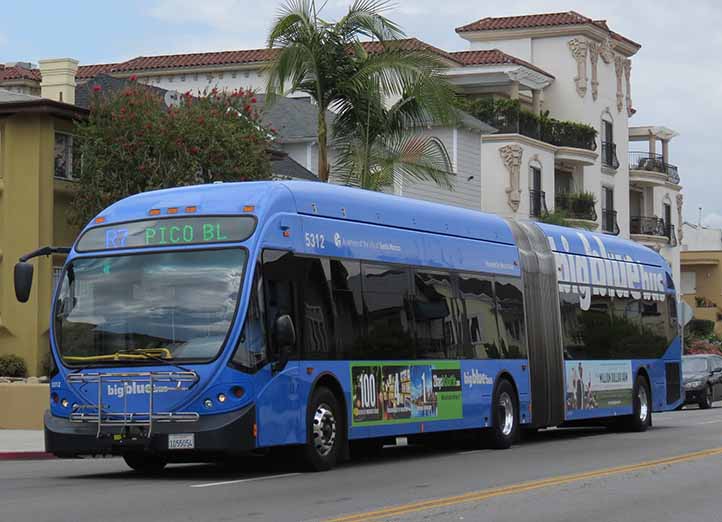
[{"left": 76, "top": 216, "right": 256, "bottom": 252}]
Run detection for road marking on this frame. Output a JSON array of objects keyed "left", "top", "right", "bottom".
[
  {"left": 190, "top": 472, "right": 301, "bottom": 488},
  {"left": 694, "top": 419, "right": 722, "bottom": 425},
  {"left": 325, "top": 446, "right": 722, "bottom": 522}
]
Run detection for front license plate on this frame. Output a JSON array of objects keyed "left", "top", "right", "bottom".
[{"left": 168, "top": 433, "right": 195, "bottom": 450}]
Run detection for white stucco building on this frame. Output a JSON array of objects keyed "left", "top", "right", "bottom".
[{"left": 1, "top": 10, "right": 684, "bottom": 284}]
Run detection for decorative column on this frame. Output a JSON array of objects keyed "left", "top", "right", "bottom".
[
  {"left": 531, "top": 89, "right": 542, "bottom": 114},
  {"left": 624, "top": 58, "right": 633, "bottom": 116},
  {"left": 662, "top": 139, "right": 670, "bottom": 164},
  {"left": 614, "top": 55, "right": 625, "bottom": 113},
  {"left": 509, "top": 80, "right": 520, "bottom": 100},
  {"left": 599, "top": 37, "right": 614, "bottom": 64},
  {"left": 500, "top": 144, "right": 523, "bottom": 212},
  {"left": 568, "top": 38, "right": 588, "bottom": 98},
  {"left": 588, "top": 42, "right": 600, "bottom": 101},
  {"left": 676, "top": 194, "right": 684, "bottom": 244}
]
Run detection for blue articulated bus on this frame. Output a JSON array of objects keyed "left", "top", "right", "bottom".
[{"left": 14, "top": 181, "right": 682, "bottom": 472}]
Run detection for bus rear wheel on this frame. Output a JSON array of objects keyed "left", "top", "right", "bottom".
[
  {"left": 621, "top": 375, "right": 652, "bottom": 432},
  {"left": 489, "top": 379, "right": 519, "bottom": 449},
  {"left": 299, "top": 386, "right": 343, "bottom": 471},
  {"left": 123, "top": 453, "right": 167, "bottom": 473}
]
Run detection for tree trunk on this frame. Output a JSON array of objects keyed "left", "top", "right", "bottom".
[{"left": 317, "top": 110, "right": 329, "bottom": 182}]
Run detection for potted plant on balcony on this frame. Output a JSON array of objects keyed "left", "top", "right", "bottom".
[{"left": 570, "top": 191, "right": 597, "bottom": 220}]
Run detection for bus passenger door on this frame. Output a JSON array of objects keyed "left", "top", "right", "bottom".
[{"left": 255, "top": 250, "right": 304, "bottom": 448}]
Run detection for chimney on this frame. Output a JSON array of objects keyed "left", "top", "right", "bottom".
[{"left": 38, "top": 58, "right": 79, "bottom": 105}]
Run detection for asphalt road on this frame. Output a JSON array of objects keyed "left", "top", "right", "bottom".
[{"left": 2, "top": 405, "right": 722, "bottom": 522}]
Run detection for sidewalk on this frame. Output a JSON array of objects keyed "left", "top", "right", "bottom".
[{"left": 0, "top": 429, "right": 52, "bottom": 460}]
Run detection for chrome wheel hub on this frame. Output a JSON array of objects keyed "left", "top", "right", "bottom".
[
  {"left": 638, "top": 385, "right": 649, "bottom": 424},
  {"left": 498, "top": 392, "right": 515, "bottom": 437},
  {"left": 312, "top": 403, "right": 336, "bottom": 457}
]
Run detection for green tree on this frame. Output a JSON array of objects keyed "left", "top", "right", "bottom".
[
  {"left": 332, "top": 59, "right": 456, "bottom": 190},
  {"left": 71, "top": 83, "right": 271, "bottom": 226},
  {"left": 266, "top": 0, "right": 454, "bottom": 183}
]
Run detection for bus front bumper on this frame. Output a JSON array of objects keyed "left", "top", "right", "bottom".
[{"left": 44, "top": 405, "right": 256, "bottom": 458}]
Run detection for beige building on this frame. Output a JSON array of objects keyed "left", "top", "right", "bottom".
[
  {"left": 0, "top": 61, "right": 86, "bottom": 375},
  {"left": 681, "top": 251, "right": 722, "bottom": 336}
]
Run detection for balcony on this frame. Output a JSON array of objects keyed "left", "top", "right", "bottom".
[
  {"left": 601, "top": 210, "right": 620, "bottom": 235},
  {"left": 630, "top": 216, "right": 677, "bottom": 249},
  {"left": 628, "top": 151, "right": 680, "bottom": 186},
  {"left": 555, "top": 192, "right": 598, "bottom": 229},
  {"left": 529, "top": 189, "right": 548, "bottom": 218},
  {"left": 601, "top": 141, "right": 620, "bottom": 170}
]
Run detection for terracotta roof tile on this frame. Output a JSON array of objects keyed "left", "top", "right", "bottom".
[
  {"left": 360, "top": 38, "right": 461, "bottom": 63},
  {"left": 450, "top": 49, "right": 554, "bottom": 78},
  {"left": 77, "top": 63, "right": 118, "bottom": 80},
  {"left": 455, "top": 10, "right": 640, "bottom": 49},
  {"left": 109, "top": 48, "right": 278, "bottom": 73},
  {"left": 0, "top": 66, "right": 41, "bottom": 82}
]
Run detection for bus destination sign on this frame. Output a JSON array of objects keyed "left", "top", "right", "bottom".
[{"left": 76, "top": 216, "right": 256, "bottom": 252}]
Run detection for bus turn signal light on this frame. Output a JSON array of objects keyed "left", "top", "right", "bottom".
[
  {"left": 231, "top": 386, "right": 244, "bottom": 399},
  {"left": 94, "top": 217, "right": 106, "bottom": 224},
  {"left": 243, "top": 205, "right": 255, "bottom": 213}
]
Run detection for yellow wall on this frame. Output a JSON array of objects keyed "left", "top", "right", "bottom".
[
  {"left": 681, "top": 250, "right": 722, "bottom": 336},
  {"left": 0, "top": 114, "right": 79, "bottom": 376},
  {"left": 0, "top": 384, "right": 48, "bottom": 429}
]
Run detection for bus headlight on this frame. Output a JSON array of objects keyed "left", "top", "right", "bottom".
[
  {"left": 61, "top": 398, "right": 69, "bottom": 408},
  {"left": 685, "top": 381, "right": 702, "bottom": 389},
  {"left": 203, "top": 398, "right": 213, "bottom": 409},
  {"left": 217, "top": 393, "right": 227, "bottom": 404}
]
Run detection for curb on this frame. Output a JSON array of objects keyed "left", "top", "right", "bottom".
[{"left": 0, "top": 451, "right": 55, "bottom": 461}]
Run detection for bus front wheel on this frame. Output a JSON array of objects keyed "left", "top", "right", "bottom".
[
  {"left": 489, "top": 379, "right": 519, "bottom": 449},
  {"left": 123, "top": 453, "right": 167, "bottom": 473},
  {"left": 299, "top": 386, "right": 343, "bottom": 471}
]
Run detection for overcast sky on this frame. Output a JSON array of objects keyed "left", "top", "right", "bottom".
[{"left": 3, "top": 0, "right": 720, "bottom": 226}]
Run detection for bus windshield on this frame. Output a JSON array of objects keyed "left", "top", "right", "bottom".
[{"left": 54, "top": 249, "right": 246, "bottom": 366}]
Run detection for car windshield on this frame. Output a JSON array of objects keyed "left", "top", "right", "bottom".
[
  {"left": 54, "top": 249, "right": 246, "bottom": 366},
  {"left": 683, "top": 357, "right": 709, "bottom": 374}
]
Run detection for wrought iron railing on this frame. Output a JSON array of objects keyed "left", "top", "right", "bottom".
[
  {"left": 487, "top": 113, "right": 597, "bottom": 151},
  {"left": 601, "top": 141, "right": 620, "bottom": 169},
  {"left": 630, "top": 216, "right": 666, "bottom": 236},
  {"left": 602, "top": 209, "right": 620, "bottom": 235},
  {"left": 628, "top": 151, "right": 680, "bottom": 184},
  {"left": 555, "top": 193, "right": 597, "bottom": 221},
  {"left": 529, "top": 189, "right": 548, "bottom": 218}
]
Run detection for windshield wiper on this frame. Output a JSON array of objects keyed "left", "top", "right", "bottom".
[{"left": 114, "top": 348, "right": 193, "bottom": 373}]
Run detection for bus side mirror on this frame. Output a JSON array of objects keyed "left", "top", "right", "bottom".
[
  {"left": 272, "top": 314, "right": 295, "bottom": 372},
  {"left": 14, "top": 262, "right": 34, "bottom": 303}
]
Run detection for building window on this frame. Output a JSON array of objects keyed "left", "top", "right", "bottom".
[
  {"left": 529, "top": 164, "right": 545, "bottom": 218},
  {"left": 601, "top": 115, "right": 619, "bottom": 169},
  {"left": 232, "top": 71, "right": 237, "bottom": 79},
  {"left": 601, "top": 186, "right": 618, "bottom": 234},
  {"left": 54, "top": 133, "right": 79, "bottom": 180}
]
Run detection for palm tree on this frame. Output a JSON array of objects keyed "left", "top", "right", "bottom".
[
  {"left": 266, "top": 0, "right": 455, "bottom": 184},
  {"left": 332, "top": 54, "right": 458, "bottom": 190}
]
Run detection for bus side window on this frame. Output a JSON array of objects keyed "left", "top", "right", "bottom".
[
  {"left": 457, "top": 273, "right": 499, "bottom": 359},
  {"left": 230, "top": 265, "right": 267, "bottom": 371},
  {"left": 301, "top": 258, "right": 335, "bottom": 360},
  {"left": 360, "top": 263, "right": 413, "bottom": 360},
  {"left": 262, "top": 250, "right": 301, "bottom": 359},
  {"left": 495, "top": 277, "right": 528, "bottom": 359},
  {"left": 413, "top": 271, "right": 464, "bottom": 359},
  {"left": 330, "top": 259, "right": 363, "bottom": 360}
]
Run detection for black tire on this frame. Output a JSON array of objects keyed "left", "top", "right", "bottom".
[
  {"left": 298, "top": 387, "right": 343, "bottom": 471},
  {"left": 699, "top": 385, "right": 713, "bottom": 409},
  {"left": 621, "top": 375, "right": 652, "bottom": 432},
  {"left": 489, "top": 379, "right": 519, "bottom": 449},
  {"left": 123, "top": 453, "right": 167, "bottom": 473}
]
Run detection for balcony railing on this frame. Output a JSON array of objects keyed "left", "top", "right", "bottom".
[
  {"left": 601, "top": 141, "right": 620, "bottom": 169},
  {"left": 555, "top": 193, "right": 597, "bottom": 221},
  {"left": 630, "top": 216, "right": 677, "bottom": 244},
  {"left": 529, "top": 189, "right": 548, "bottom": 218},
  {"left": 486, "top": 114, "right": 597, "bottom": 151},
  {"left": 602, "top": 210, "right": 620, "bottom": 235},
  {"left": 628, "top": 151, "right": 680, "bottom": 184}
]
